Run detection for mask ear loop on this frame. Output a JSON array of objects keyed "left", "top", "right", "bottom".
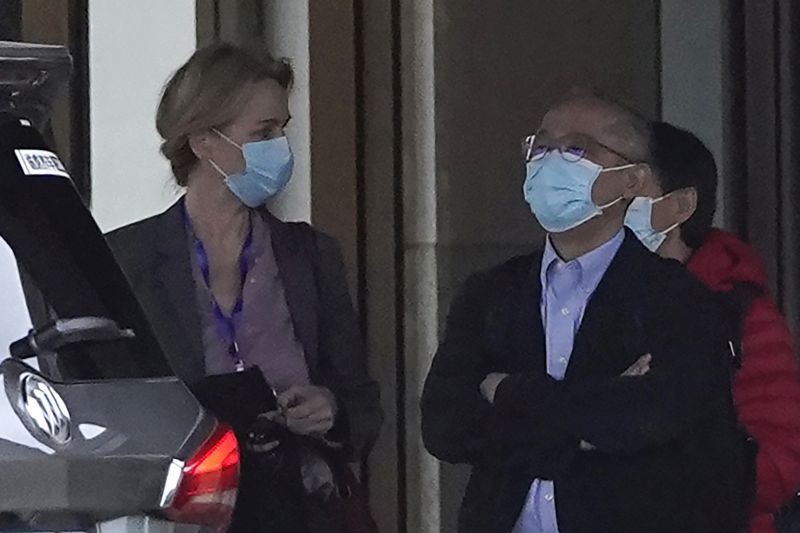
[
  {"left": 651, "top": 191, "right": 673, "bottom": 204},
  {"left": 211, "top": 127, "right": 244, "bottom": 150},
  {"left": 660, "top": 221, "right": 681, "bottom": 236},
  {"left": 601, "top": 162, "right": 637, "bottom": 173},
  {"left": 597, "top": 196, "right": 624, "bottom": 210},
  {"left": 208, "top": 128, "right": 245, "bottom": 179},
  {"left": 595, "top": 162, "right": 639, "bottom": 209},
  {"left": 651, "top": 192, "right": 681, "bottom": 236},
  {"left": 208, "top": 159, "right": 229, "bottom": 179}
]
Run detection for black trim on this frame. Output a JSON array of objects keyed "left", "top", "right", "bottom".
[
  {"left": 390, "top": 0, "right": 406, "bottom": 531},
  {"left": 213, "top": 0, "right": 221, "bottom": 40},
  {"left": 773, "top": 1, "right": 784, "bottom": 305},
  {"left": 69, "top": 0, "right": 91, "bottom": 205},
  {"left": 654, "top": 0, "right": 663, "bottom": 120},
  {"left": 353, "top": 0, "right": 367, "bottom": 349},
  {"left": 0, "top": 0, "right": 21, "bottom": 41},
  {"left": 722, "top": 0, "right": 748, "bottom": 237},
  {"left": 353, "top": 0, "right": 372, "bottom": 489},
  {"left": 254, "top": 0, "right": 265, "bottom": 43}
]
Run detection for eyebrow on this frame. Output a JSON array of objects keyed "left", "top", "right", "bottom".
[{"left": 258, "top": 116, "right": 292, "bottom": 128}]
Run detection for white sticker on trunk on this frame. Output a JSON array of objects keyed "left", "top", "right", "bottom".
[{"left": 14, "top": 149, "right": 71, "bottom": 179}]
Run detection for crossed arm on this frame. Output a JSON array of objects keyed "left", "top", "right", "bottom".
[{"left": 421, "top": 274, "right": 726, "bottom": 467}]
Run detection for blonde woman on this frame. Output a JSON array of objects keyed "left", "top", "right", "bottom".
[{"left": 107, "top": 43, "right": 382, "bottom": 532}]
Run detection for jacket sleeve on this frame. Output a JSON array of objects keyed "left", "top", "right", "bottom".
[
  {"left": 421, "top": 273, "right": 577, "bottom": 469},
  {"left": 494, "top": 280, "right": 728, "bottom": 454},
  {"left": 314, "top": 232, "right": 384, "bottom": 461},
  {"left": 734, "top": 297, "right": 800, "bottom": 521}
]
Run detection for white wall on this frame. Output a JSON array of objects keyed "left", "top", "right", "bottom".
[
  {"left": 88, "top": 0, "right": 196, "bottom": 232},
  {"left": 263, "top": 0, "right": 312, "bottom": 222},
  {"left": 660, "top": 0, "right": 726, "bottom": 225}
]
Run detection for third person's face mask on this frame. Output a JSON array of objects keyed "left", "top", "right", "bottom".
[
  {"left": 624, "top": 194, "right": 680, "bottom": 252},
  {"left": 523, "top": 151, "right": 634, "bottom": 233}
]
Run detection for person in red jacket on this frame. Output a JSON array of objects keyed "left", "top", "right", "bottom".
[{"left": 624, "top": 121, "right": 800, "bottom": 532}]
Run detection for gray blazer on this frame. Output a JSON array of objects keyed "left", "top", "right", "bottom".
[{"left": 105, "top": 200, "right": 383, "bottom": 459}]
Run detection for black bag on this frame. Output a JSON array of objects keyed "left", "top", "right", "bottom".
[
  {"left": 192, "top": 368, "right": 308, "bottom": 533},
  {"left": 719, "top": 282, "right": 800, "bottom": 532},
  {"left": 721, "top": 282, "right": 763, "bottom": 371},
  {"left": 726, "top": 283, "right": 800, "bottom": 533},
  {"left": 716, "top": 282, "right": 762, "bottom": 531}
]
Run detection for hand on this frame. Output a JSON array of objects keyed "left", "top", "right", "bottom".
[
  {"left": 480, "top": 373, "right": 509, "bottom": 404},
  {"left": 247, "top": 412, "right": 285, "bottom": 453},
  {"left": 246, "top": 439, "right": 280, "bottom": 453},
  {"left": 275, "top": 385, "right": 338, "bottom": 436},
  {"left": 574, "top": 355, "right": 651, "bottom": 453},
  {"left": 621, "top": 354, "right": 652, "bottom": 377}
]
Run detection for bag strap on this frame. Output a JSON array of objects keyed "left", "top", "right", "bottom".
[
  {"left": 284, "top": 222, "right": 354, "bottom": 455},
  {"left": 286, "top": 221, "right": 321, "bottom": 287},
  {"left": 725, "top": 281, "right": 763, "bottom": 369}
]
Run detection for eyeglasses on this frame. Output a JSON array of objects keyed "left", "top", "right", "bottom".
[{"left": 522, "top": 133, "right": 636, "bottom": 164}]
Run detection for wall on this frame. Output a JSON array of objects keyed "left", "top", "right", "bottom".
[
  {"left": 262, "top": 0, "right": 313, "bottom": 223},
  {"left": 88, "top": 0, "right": 196, "bottom": 232},
  {"left": 660, "top": 0, "right": 727, "bottom": 226},
  {"left": 434, "top": 0, "right": 661, "bottom": 300}
]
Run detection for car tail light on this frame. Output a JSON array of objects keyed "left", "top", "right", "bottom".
[{"left": 164, "top": 423, "right": 240, "bottom": 531}]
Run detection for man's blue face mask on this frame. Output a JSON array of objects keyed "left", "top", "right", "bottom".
[
  {"left": 624, "top": 194, "right": 680, "bottom": 252},
  {"left": 209, "top": 128, "right": 294, "bottom": 208},
  {"left": 523, "top": 151, "right": 634, "bottom": 233}
]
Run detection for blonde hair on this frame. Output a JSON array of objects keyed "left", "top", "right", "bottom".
[{"left": 156, "top": 42, "right": 293, "bottom": 186}]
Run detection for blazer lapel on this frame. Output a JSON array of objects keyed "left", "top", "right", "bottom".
[
  {"left": 506, "top": 252, "right": 547, "bottom": 374},
  {"left": 564, "top": 230, "right": 650, "bottom": 382},
  {"left": 150, "top": 200, "right": 206, "bottom": 383},
  {"left": 262, "top": 211, "right": 321, "bottom": 380}
]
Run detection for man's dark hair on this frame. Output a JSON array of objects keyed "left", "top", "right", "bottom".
[{"left": 649, "top": 121, "right": 718, "bottom": 249}]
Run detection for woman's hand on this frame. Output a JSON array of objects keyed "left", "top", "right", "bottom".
[{"left": 273, "top": 385, "right": 338, "bottom": 436}]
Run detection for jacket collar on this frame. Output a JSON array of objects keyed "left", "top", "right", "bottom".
[
  {"left": 564, "top": 228, "right": 656, "bottom": 380},
  {"left": 152, "top": 200, "right": 321, "bottom": 381},
  {"left": 506, "top": 229, "right": 656, "bottom": 380},
  {"left": 256, "top": 207, "right": 320, "bottom": 380}
]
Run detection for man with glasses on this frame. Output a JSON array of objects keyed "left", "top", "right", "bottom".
[{"left": 421, "top": 94, "right": 750, "bottom": 532}]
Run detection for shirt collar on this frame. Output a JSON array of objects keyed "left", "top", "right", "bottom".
[{"left": 540, "top": 229, "right": 625, "bottom": 295}]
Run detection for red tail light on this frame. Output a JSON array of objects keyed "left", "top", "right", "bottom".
[{"left": 164, "top": 424, "right": 240, "bottom": 531}]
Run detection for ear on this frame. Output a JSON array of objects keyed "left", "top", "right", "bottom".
[
  {"left": 188, "top": 131, "right": 212, "bottom": 160},
  {"left": 673, "top": 187, "right": 698, "bottom": 225},
  {"left": 621, "top": 164, "right": 652, "bottom": 199}
]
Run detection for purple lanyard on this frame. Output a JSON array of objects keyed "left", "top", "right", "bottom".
[{"left": 184, "top": 204, "right": 254, "bottom": 372}]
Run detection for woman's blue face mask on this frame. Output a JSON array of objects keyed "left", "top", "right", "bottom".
[{"left": 209, "top": 128, "right": 294, "bottom": 208}]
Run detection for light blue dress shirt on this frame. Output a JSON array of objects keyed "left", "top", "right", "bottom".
[{"left": 512, "top": 230, "right": 624, "bottom": 533}]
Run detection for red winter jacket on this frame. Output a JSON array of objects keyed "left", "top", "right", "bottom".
[{"left": 687, "top": 229, "right": 800, "bottom": 533}]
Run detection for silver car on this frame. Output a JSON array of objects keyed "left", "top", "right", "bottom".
[{"left": 0, "top": 42, "right": 240, "bottom": 533}]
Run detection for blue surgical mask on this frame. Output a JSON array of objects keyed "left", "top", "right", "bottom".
[
  {"left": 624, "top": 195, "right": 679, "bottom": 252},
  {"left": 523, "top": 151, "right": 634, "bottom": 233},
  {"left": 209, "top": 129, "right": 294, "bottom": 207}
]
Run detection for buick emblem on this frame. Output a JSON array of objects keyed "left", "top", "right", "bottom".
[{"left": 20, "top": 373, "right": 71, "bottom": 445}]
